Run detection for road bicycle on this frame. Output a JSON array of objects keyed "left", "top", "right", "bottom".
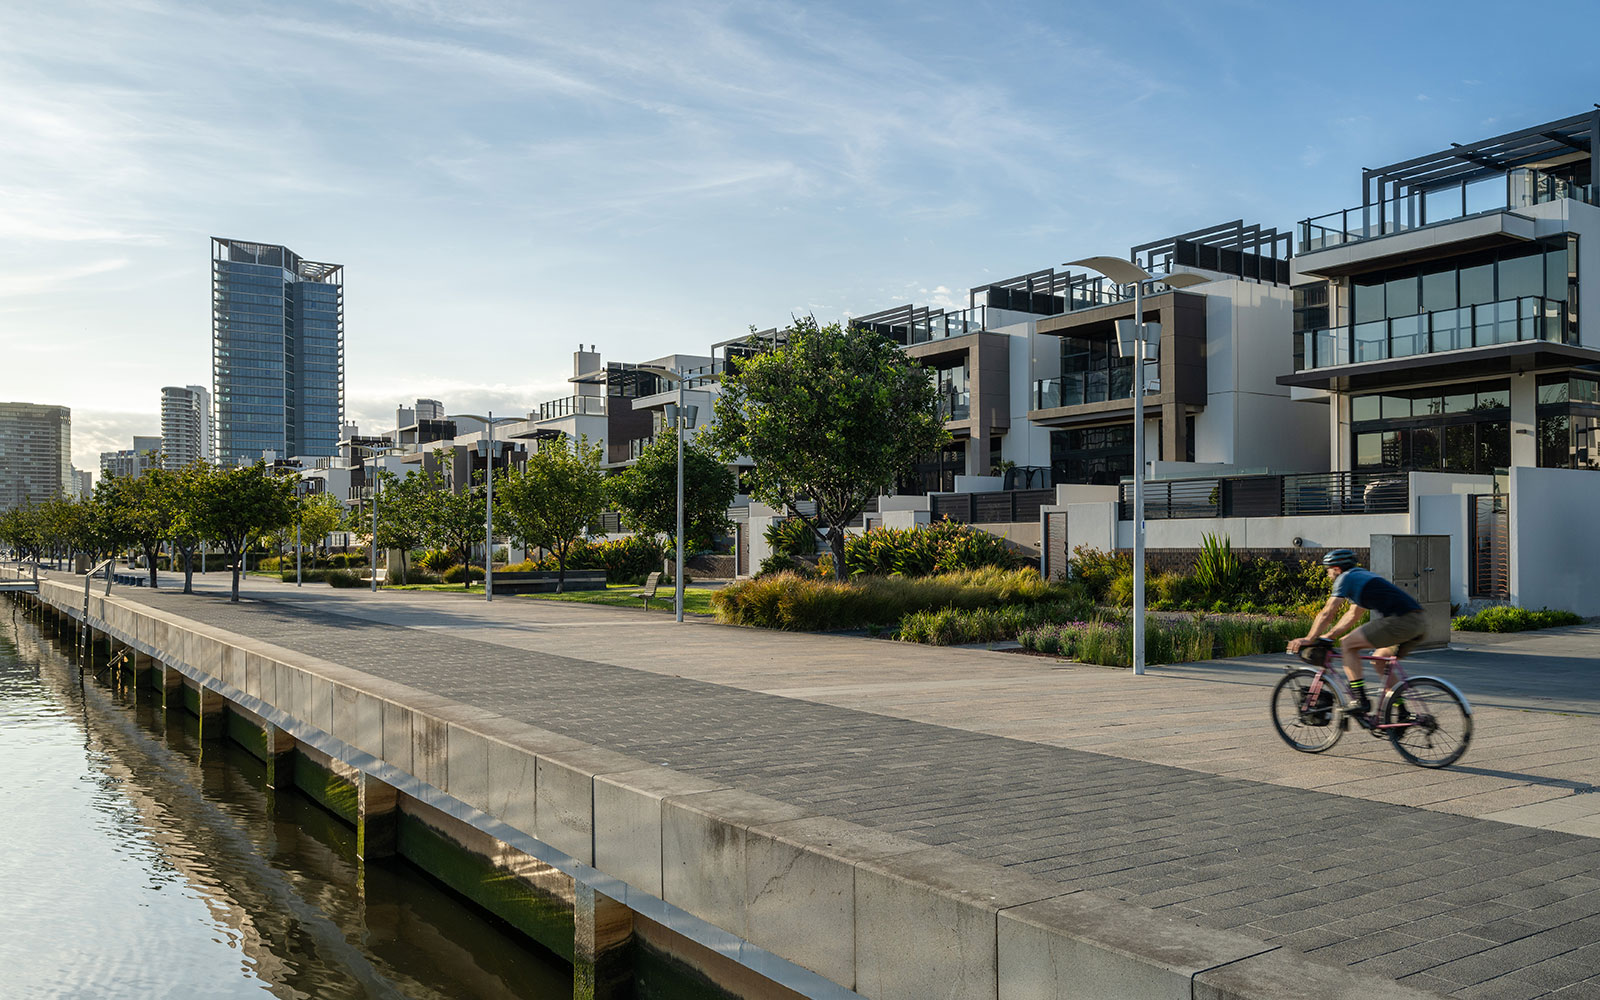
[{"left": 1270, "top": 638, "right": 1473, "bottom": 768}]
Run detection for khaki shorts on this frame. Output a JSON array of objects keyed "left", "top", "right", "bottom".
[{"left": 1362, "top": 609, "right": 1428, "bottom": 657}]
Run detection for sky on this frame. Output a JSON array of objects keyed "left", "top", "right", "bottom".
[{"left": 4, "top": 0, "right": 1600, "bottom": 472}]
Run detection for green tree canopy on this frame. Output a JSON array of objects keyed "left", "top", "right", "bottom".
[
  {"left": 99, "top": 469, "right": 177, "bottom": 588},
  {"left": 167, "top": 463, "right": 216, "bottom": 594},
  {"left": 419, "top": 449, "right": 488, "bottom": 589},
  {"left": 373, "top": 470, "right": 429, "bottom": 581},
  {"left": 495, "top": 435, "right": 606, "bottom": 592},
  {"left": 705, "top": 317, "right": 948, "bottom": 580},
  {"left": 605, "top": 431, "right": 736, "bottom": 551},
  {"left": 199, "top": 463, "right": 295, "bottom": 602}
]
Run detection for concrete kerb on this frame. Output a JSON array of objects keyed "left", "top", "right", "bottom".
[{"left": 29, "top": 579, "right": 1452, "bottom": 1000}]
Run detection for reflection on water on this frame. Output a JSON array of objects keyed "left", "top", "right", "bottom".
[{"left": 0, "top": 607, "right": 570, "bottom": 999}]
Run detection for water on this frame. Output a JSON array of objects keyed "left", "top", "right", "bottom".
[{"left": 0, "top": 606, "right": 572, "bottom": 999}]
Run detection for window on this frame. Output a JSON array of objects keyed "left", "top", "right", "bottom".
[
  {"left": 1351, "top": 379, "right": 1510, "bottom": 474},
  {"left": 1421, "top": 263, "right": 1457, "bottom": 312},
  {"left": 1459, "top": 261, "right": 1494, "bottom": 306},
  {"left": 1497, "top": 247, "right": 1543, "bottom": 300}
]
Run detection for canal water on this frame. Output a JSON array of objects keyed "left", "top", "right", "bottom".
[{"left": 0, "top": 607, "right": 572, "bottom": 999}]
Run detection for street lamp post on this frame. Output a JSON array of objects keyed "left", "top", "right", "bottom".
[
  {"left": 448, "top": 413, "right": 521, "bottom": 602},
  {"left": 636, "top": 367, "right": 696, "bottom": 624},
  {"left": 1064, "top": 257, "right": 1208, "bottom": 676}
]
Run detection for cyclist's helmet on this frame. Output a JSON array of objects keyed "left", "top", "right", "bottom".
[{"left": 1321, "top": 549, "right": 1359, "bottom": 570}]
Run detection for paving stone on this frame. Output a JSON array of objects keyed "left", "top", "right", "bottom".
[{"left": 106, "top": 586, "right": 1600, "bottom": 999}]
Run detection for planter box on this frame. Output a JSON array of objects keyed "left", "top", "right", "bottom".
[{"left": 489, "top": 570, "right": 607, "bottom": 595}]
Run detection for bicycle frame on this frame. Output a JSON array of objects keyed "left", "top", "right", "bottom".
[{"left": 1299, "top": 649, "right": 1415, "bottom": 732}]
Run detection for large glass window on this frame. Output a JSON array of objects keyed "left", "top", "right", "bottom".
[
  {"left": 1535, "top": 372, "right": 1600, "bottom": 470},
  {"left": 1350, "top": 379, "right": 1511, "bottom": 474},
  {"left": 1050, "top": 425, "right": 1135, "bottom": 485},
  {"left": 1058, "top": 333, "right": 1132, "bottom": 405}
]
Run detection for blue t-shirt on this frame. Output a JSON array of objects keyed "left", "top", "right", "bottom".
[{"left": 1332, "top": 567, "right": 1421, "bottom": 617}]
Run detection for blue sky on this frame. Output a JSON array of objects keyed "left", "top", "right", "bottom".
[{"left": 4, "top": 0, "right": 1599, "bottom": 470}]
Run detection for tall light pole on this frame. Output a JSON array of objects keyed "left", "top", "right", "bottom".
[
  {"left": 1064, "top": 257, "right": 1208, "bottom": 676},
  {"left": 636, "top": 367, "right": 696, "bottom": 624},
  {"left": 449, "top": 413, "right": 521, "bottom": 602}
]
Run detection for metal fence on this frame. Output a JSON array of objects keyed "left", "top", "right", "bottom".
[
  {"left": 930, "top": 489, "right": 1055, "bottom": 525},
  {"left": 1469, "top": 493, "right": 1510, "bottom": 599},
  {"left": 1120, "top": 472, "right": 1411, "bottom": 521}
]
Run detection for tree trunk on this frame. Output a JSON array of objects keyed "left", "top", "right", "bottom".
[
  {"left": 556, "top": 548, "right": 566, "bottom": 595},
  {"left": 829, "top": 526, "right": 848, "bottom": 581},
  {"left": 182, "top": 548, "right": 194, "bottom": 594},
  {"left": 145, "top": 543, "right": 160, "bottom": 589},
  {"left": 230, "top": 550, "right": 242, "bottom": 602}
]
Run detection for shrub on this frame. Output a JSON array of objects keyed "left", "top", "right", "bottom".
[
  {"left": 419, "top": 549, "right": 456, "bottom": 573},
  {"left": 1016, "top": 614, "right": 1311, "bottom": 667},
  {"left": 388, "top": 567, "right": 441, "bottom": 585},
  {"left": 843, "top": 519, "right": 1023, "bottom": 578},
  {"left": 1068, "top": 547, "right": 1129, "bottom": 601},
  {"left": 1106, "top": 570, "right": 1158, "bottom": 608},
  {"left": 764, "top": 517, "right": 817, "bottom": 557},
  {"left": 714, "top": 568, "right": 1079, "bottom": 631},
  {"left": 325, "top": 568, "right": 365, "bottom": 588},
  {"left": 442, "top": 564, "right": 486, "bottom": 584},
  {"left": 530, "top": 535, "right": 665, "bottom": 585},
  {"left": 258, "top": 556, "right": 281, "bottom": 572},
  {"left": 1193, "top": 533, "right": 1241, "bottom": 601},
  {"left": 280, "top": 569, "right": 327, "bottom": 582},
  {"left": 1453, "top": 606, "right": 1582, "bottom": 632},
  {"left": 897, "top": 600, "right": 1093, "bottom": 646}
]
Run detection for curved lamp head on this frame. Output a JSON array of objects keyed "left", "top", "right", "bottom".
[{"left": 1065, "top": 256, "right": 1150, "bottom": 285}]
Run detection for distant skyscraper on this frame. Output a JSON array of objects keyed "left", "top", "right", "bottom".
[
  {"left": 212, "top": 238, "right": 344, "bottom": 466},
  {"left": 415, "top": 398, "right": 444, "bottom": 421},
  {"left": 71, "top": 467, "right": 93, "bottom": 499},
  {"left": 161, "top": 384, "right": 214, "bottom": 468},
  {"left": 0, "top": 402, "right": 71, "bottom": 511}
]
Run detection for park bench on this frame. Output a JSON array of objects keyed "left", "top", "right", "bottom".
[{"left": 641, "top": 571, "right": 662, "bottom": 609}]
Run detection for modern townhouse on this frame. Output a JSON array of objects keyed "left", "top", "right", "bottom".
[{"left": 1276, "top": 110, "right": 1600, "bottom": 614}]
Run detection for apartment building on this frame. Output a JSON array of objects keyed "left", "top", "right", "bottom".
[
  {"left": 212, "top": 238, "right": 344, "bottom": 466},
  {"left": 0, "top": 402, "right": 71, "bottom": 511},
  {"left": 1267, "top": 110, "right": 1600, "bottom": 613},
  {"left": 160, "top": 385, "right": 214, "bottom": 469},
  {"left": 505, "top": 347, "right": 700, "bottom": 468},
  {"left": 100, "top": 435, "right": 163, "bottom": 480}
]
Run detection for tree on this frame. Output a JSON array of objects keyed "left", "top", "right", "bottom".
[
  {"left": 101, "top": 469, "right": 177, "bottom": 588},
  {"left": 198, "top": 462, "right": 295, "bottom": 602},
  {"left": 705, "top": 317, "right": 948, "bottom": 580},
  {"left": 0, "top": 503, "right": 46, "bottom": 568},
  {"left": 296, "top": 491, "right": 345, "bottom": 559},
  {"left": 373, "top": 470, "right": 428, "bottom": 582},
  {"left": 419, "top": 449, "right": 488, "bottom": 590},
  {"left": 606, "top": 431, "right": 736, "bottom": 552},
  {"left": 168, "top": 464, "right": 215, "bottom": 595},
  {"left": 496, "top": 435, "right": 606, "bottom": 593}
]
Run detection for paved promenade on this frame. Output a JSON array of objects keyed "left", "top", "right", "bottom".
[{"left": 86, "top": 572, "right": 1600, "bottom": 997}]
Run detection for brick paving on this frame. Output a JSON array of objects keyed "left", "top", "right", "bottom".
[{"left": 96, "top": 579, "right": 1600, "bottom": 998}]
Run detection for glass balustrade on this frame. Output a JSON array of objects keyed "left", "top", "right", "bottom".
[
  {"left": 1301, "top": 295, "right": 1567, "bottom": 369},
  {"left": 536, "top": 395, "right": 606, "bottom": 420}
]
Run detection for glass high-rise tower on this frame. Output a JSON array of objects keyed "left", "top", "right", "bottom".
[{"left": 212, "top": 238, "right": 345, "bottom": 466}]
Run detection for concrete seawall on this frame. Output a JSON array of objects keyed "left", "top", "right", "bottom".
[{"left": 12, "top": 574, "right": 1442, "bottom": 1000}]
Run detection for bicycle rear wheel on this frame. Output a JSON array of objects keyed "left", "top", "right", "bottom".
[
  {"left": 1386, "top": 678, "right": 1472, "bottom": 768},
  {"left": 1271, "top": 669, "right": 1344, "bottom": 753}
]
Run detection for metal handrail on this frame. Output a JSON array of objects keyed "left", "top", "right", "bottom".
[{"left": 85, "top": 558, "right": 114, "bottom": 602}]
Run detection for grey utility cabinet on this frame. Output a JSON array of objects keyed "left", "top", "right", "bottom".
[{"left": 1370, "top": 534, "right": 1451, "bottom": 650}]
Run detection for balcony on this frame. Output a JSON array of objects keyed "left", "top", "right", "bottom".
[
  {"left": 938, "top": 390, "right": 971, "bottom": 422},
  {"left": 1298, "top": 168, "right": 1598, "bottom": 254},
  {"left": 535, "top": 395, "right": 606, "bottom": 420},
  {"left": 1299, "top": 295, "right": 1569, "bottom": 370},
  {"left": 1032, "top": 367, "right": 1136, "bottom": 410}
]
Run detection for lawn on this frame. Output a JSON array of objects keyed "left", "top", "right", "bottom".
[{"left": 521, "top": 583, "right": 718, "bottom": 615}]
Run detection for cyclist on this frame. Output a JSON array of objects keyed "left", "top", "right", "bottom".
[{"left": 1287, "top": 549, "right": 1427, "bottom": 717}]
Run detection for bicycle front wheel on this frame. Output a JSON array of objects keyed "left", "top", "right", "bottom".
[
  {"left": 1271, "top": 669, "right": 1344, "bottom": 753},
  {"left": 1386, "top": 678, "right": 1472, "bottom": 768}
]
